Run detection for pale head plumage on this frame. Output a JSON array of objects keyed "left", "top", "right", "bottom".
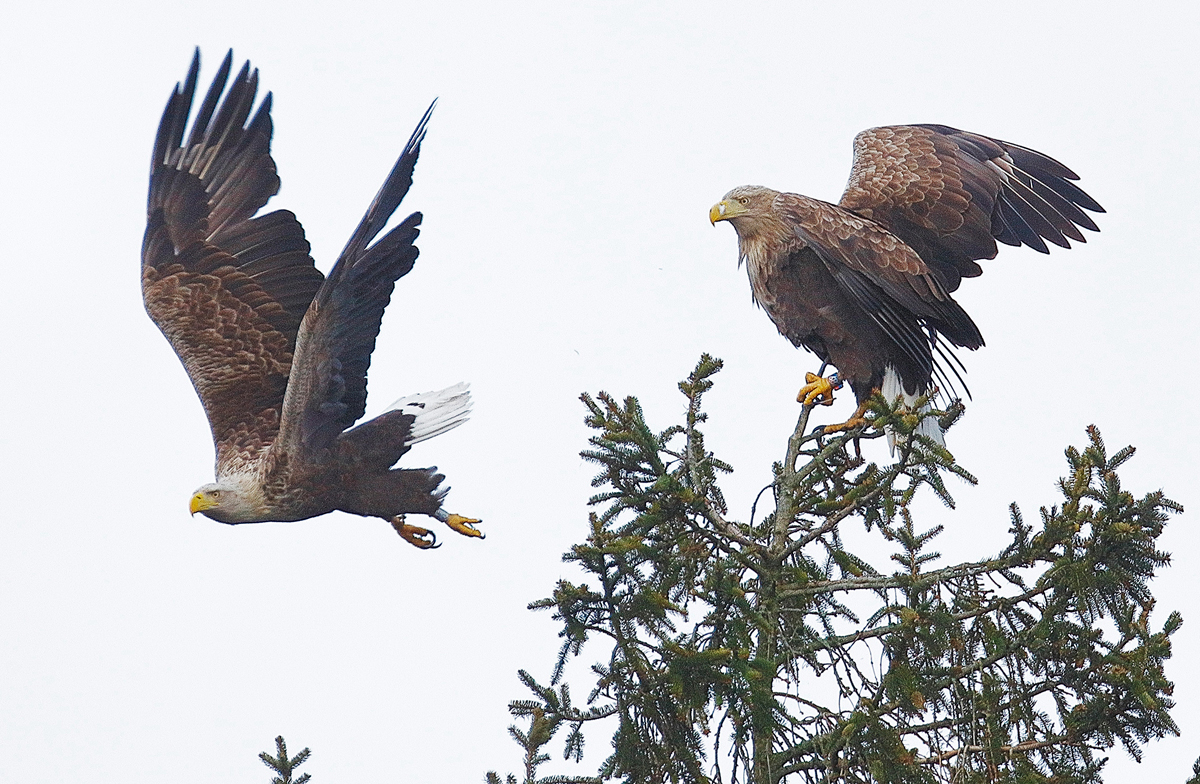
[
  {"left": 189, "top": 476, "right": 269, "bottom": 524},
  {"left": 710, "top": 185, "right": 792, "bottom": 270},
  {"left": 710, "top": 186, "right": 780, "bottom": 235}
]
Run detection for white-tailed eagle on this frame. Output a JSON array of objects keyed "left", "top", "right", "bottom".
[
  {"left": 710, "top": 124, "right": 1103, "bottom": 440},
  {"left": 142, "top": 50, "right": 480, "bottom": 548}
]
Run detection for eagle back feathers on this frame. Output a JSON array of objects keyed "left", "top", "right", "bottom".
[{"left": 772, "top": 194, "right": 982, "bottom": 350}]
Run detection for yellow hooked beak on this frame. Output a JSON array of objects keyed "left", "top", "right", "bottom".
[
  {"left": 190, "top": 492, "right": 217, "bottom": 516},
  {"left": 709, "top": 200, "right": 746, "bottom": 225}
]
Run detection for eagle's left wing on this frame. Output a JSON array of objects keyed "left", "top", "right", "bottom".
[
  {"left": 276, "top": 104, "right": 434, "bottom": 456},
  {"left": 838, "top": 125, "right": 1103, "bottom": 292}
]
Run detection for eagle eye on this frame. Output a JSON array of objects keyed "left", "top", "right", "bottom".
[
  {"left": 737, "top": 196, "right": 749, "bottom": 205},
  {"left": 211, "top": 490, "right": 221, "bottom": 498}
]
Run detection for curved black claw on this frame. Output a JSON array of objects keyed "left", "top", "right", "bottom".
[{"left": 391, "top": 516, "right": 441, "bottom": 549}]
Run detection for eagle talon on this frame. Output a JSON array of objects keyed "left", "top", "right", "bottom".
[
  {"left": 444, "top": 513, "right": 485, "bottom": 540},
  {"left": 821, "top": 400, "right": 873, "bottom": 435},
  {"left": 797, "top": 372, "right": 838, "bottom": 407},
  {"left": 391, "top": 516, "right": 440, "bottom": 549},
  {"left": 822, "top": 417, "right": 869, "bottom": 435}
]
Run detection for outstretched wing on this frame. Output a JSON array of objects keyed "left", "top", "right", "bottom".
[
  {"left": 838, "top": 125, "right": 1103, "bottom": 291},
  {"left": 277, "top": 103, "right": 435, "bottom": 455},
  {"left": 778, "top": 193, "right": 982, "bottom": 396},
  {"left": 142, "top": 50, "right": 325, "bottom": 473}
]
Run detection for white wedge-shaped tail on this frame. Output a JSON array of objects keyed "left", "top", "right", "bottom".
[
  {"left": 386, "top": 382, "right": 473, "bottom": 446},
  {"left": 881, "top": 366, "right": 944, "bottom": 454}
]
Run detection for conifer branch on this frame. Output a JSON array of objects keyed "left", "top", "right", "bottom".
[{"left": 259, "top": 736, "right": 311, "bottom": 784}]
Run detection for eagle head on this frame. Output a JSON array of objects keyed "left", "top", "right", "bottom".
[
  {"left": 189, "top": 479, "right": 264, "bottom": 524},
  {"left": 710, "top": 185, "right": 781, "bottom": 236}
]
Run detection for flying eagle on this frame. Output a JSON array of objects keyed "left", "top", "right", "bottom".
[
  {"left": 710, "top": 124, "right": 1102, "bottom": 440},
  {"left": 142, "top": 50, "right": 481, "bottom": 548}
]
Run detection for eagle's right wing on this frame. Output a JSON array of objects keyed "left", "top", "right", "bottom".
[{"left": 142, "top": 50, "right": 324, "bottom": 473}]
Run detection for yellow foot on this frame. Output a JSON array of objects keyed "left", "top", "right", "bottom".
[
  {"left": 821, "top": 400, "right": 872, "bottom": 435},
  {"left": 445, "top": 513, "right": 485, "bottom": 540},
  {"left": 822, "top": 417, "right": 869, "bottom": 434},
  {"left": 391, "top": 515, "right": 439, "bottom": 549},
  {"left": 797, "top": 372, "right": 837, "bottom": 407}
]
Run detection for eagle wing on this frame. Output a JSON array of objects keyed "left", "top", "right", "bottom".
[
  {"left": 777, "top": 193, "right": 983, "bottom": 395},
  {"left": 275, "top": 105, "right": 434, "bottom": 456},
  {"left": 142, "top": 51, "right": 325, "bottom": 473},
  {"left": 837, "top": 125, "right": 1103, "bottom": 291}
]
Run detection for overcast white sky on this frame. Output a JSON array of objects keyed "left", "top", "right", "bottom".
[{"left": 1, "top": 1, "right": 1198, "bottom": 781}]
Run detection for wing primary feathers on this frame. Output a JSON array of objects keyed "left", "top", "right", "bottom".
[
  {"left": 874, "top": 297, "right": 935, "bottom": 378},
  {"left": 935, "top": 327, "right": 973, "bottom": 373},
  {"left": 1003, "top": 179, "right": 1071, "bottom": 249},
  {"left": 338, "top": 100, "right": 436, "bottom": 265},
  {"left": 1009, "top": 177, "right": 1086, "bottom": 243},
  {"left": 152, "top": 51, "right": 199, "bottom": 176},
  {"left": 1026, "top": 177, "right": 1100, "bottom": 232},
  {"left": 998, "top": 140, "right": 1105, "bottom": 214},
  {"left": 204, "top": 60, "right": 252, "bottom": 142},
  {"left": 836, "top": 268, "right": 934, "bottom": 380},
  {"left": 243, "top": 92, "right": 273, "bottom": 147},
  {"left": 1034, "top": 173, "right": 1105, "bottom": 215},
  {"left": 991, "top": 204, "right": 1023, "bottom": 247},
  {"left": 197, "top": 62, "right": 257, "bottom": 181},
  {"left": 186, "top": 50, "right": 232, "bottom": 150},
  {"left": 287, "top": 103, "right": 437, "bottom": 452},
  {"left": 996, "top": 194, "right": 1049, "bottom": 253},
  {"left": 930, "top": 331, "right": 971, "bottom": 401},
  {"left": 1000, "top": 141, "right": 1082, "bottom": 185}
]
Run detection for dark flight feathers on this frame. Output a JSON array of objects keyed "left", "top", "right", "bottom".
[
  {"left": 288, "top": 105, "right": 434, "bottom": 451},
  {"left": 826, "top": 124, "right": 1103, "bottom": 399}
]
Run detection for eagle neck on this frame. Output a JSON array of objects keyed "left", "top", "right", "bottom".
[{"left": 737, "top": 216, "right": 799, "bottom": 307}]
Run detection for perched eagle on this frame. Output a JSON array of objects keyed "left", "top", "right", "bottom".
[
  {"left": 142, "top": 50, "right": 481, "bottom": 548},
  {"left": 710, "top": 124, "right": 1103, "bottom": 440}
]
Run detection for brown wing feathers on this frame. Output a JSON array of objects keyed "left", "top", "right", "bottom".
[
  {"left": 840, "top": 125, "right": 1103, "bottom": 294},
  {"left": 826, "top": 125, "right": 1101, "bottom": 398},
  {"left": 784, "top": 198, "right": 984, "bottom": 347},
  {"left": 142, "top": 50, "right": 324, "bottom": 467}
]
